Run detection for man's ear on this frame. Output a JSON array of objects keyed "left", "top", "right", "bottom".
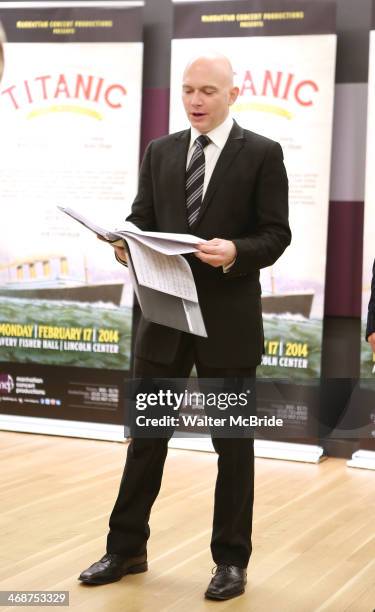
[{"left": 229, "top": 86, "right": 240, "bottom": 105}]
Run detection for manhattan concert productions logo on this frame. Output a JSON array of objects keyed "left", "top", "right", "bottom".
[{"left": 0, "top": 373, "right": 15, "bottom": 394}]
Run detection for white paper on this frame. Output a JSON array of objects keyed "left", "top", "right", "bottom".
[
  {"left": 125, "top": 236, "right": 198, "bottom": 302},
  {"left": 182, "top": 299, "right": 207, "bottom": 337},
  {"left": 117, "top": 222, "right": 206, "bottom": 245},
  {"left": 58, "top": 206, "right": 206, "bottom": 253},
  {"left": 117, "top": 232, "right": 201, "bottom": 255}
]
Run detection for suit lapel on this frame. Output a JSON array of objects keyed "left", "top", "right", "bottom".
[
  {"left": 191, "top": 121, "right": 245, "bottom": 230},
  {"left": 167, "top": 129, "right": 190, "bottom": 232}
]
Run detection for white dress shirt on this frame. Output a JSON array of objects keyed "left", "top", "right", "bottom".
[
  {"left": 186, "top": 114, "right": 235, "bottom": 271},
  {"left": 186, "top": 114, "right": 234, "bottom": 196}
]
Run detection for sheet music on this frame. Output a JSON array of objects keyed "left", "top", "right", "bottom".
[
  {"left": 58, "top": 205, "right": 207, "bottom": 336},
  {"left": 117, "top": 222, "right": 206, "bottom": 245},
  {"left": 58, "top": 206, "right": 206, "bottom": 254},
  {"left": 118, "top": 232, "right": 200, "bottom": 255},
  {"left": 57, "top": 205, "right": 119, "bottom": 242},
  {"left": 125, "top": 236, "right": 198, "bottom": 302}
]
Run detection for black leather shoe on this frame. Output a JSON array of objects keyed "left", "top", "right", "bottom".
[
  {"left": 78, "top": 552, "right": 148, "bottom": 585},
  {"left": 205, "top": 565, "right": 247, "bottom": 600}
]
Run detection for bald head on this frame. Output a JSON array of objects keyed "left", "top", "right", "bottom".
[
  {"left": 182, "top": 53, "right": 239, "bottom": 134},
  {"left": 183, "top": 53, "right": 235, "bottom": 88}
]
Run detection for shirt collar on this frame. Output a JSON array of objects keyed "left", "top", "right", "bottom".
[{"left": 189, "top": 114, "right": 234, "bottom": 151}]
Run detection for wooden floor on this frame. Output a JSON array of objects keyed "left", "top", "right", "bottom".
[{"left": 0, "top": 431, "right": 374, "bottom": 612}]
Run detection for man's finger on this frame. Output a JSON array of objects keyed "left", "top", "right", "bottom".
[
  {"left": 195, "top": 250, "right": 221, "bottom": 259},
  {"left": 203, "top": 238, "right": 221, "bottom": 245},
  {"left": 197, "top": 244, "right": 221, "bottom": 254},
  {"left": 195, "top": 252, "right": 223, "bottom": 264},
  {"left": 114, "top": 248, "right": 127, "bottom": 263},
  {"left": 197, "top": 238, "right": 221, "bottom": 248}
]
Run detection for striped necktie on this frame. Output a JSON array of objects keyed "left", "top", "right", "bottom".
[{"left": 186, "top": 134, "right": 210, "bottom": 227}]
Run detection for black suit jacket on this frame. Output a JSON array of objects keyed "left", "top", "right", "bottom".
[
  {"left": 366, "top": 259, "right": 375, "bottom": 340},
  {"left": 126, "top": 120, "right": 291, "bottom": 367}
]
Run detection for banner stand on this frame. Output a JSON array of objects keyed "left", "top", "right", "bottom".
[
  {"left": 348, "top": 450, "right": 375, "bottom": 470},
  {"left": 169, "top": 0, "right": 336, "bottom": 462},
  {"left": 0, "top": 414, "right": 125, "bottom": 442},
  {"left": 0, "top": 1, "right": 144, "bottom": 430},
  {"left": 168, "top": 438, "right": 325, "bottom": 463},
  {"left": 0, "top": 414, "right": 324, "bottom": 463},
  {"left": 357, "top": 2, "right": 375, "bottom": 469}
]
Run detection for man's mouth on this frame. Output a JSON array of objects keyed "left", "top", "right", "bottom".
[{"left": 192, "top": 112, "right": 206, "bottom": 118}]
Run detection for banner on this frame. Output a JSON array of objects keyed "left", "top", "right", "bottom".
[
  {"left": 170, "top": 0, "right": 336, "bottom": 381},
  {"left": 0, "top": 1, "right": 143, "bottom": 422},
  {"left": 356, "top": 0, "right": 375, "bottom": 456},
  {"left": 362, "top": 4, "right": 375, "bottom": 381}
]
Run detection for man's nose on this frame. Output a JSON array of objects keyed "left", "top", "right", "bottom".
[{"left": 191, "top": 91, "right": 203, "bottom": 106}]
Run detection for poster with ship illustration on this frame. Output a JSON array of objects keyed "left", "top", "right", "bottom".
[
  {"left": 170, "top": 0, "right": 336, "bottom": 379},
  {"left": 0, "top": 2, "right": 143, "bottom": 373}
]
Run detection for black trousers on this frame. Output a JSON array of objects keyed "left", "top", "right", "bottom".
[{"left": 106, "top": 332, "right": 256, "bottom": 568}]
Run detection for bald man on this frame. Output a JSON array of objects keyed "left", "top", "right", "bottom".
[{"left": 79, "top": 54, "right": 291, "bottom": 601}]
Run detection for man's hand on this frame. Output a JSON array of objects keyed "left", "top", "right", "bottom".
[
  {"left": 114, "top": 245, "right": 127, "bottom": 263},
  {"left": 368, "top": 332, "right": 375, "bottom": 353},
  {"left": 96, "top": 235, "right": 127, "bottom": 263},
  {"left": 195, "top": 238, "right": 236, "bottom": 268}
]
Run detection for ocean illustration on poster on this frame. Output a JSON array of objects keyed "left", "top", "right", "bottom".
[
  {"left": 0, "top": 297, "right": 132, "bottom": 370},
  {"left": 259, "top": 314, "right": 322, "bottom": 379}
]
